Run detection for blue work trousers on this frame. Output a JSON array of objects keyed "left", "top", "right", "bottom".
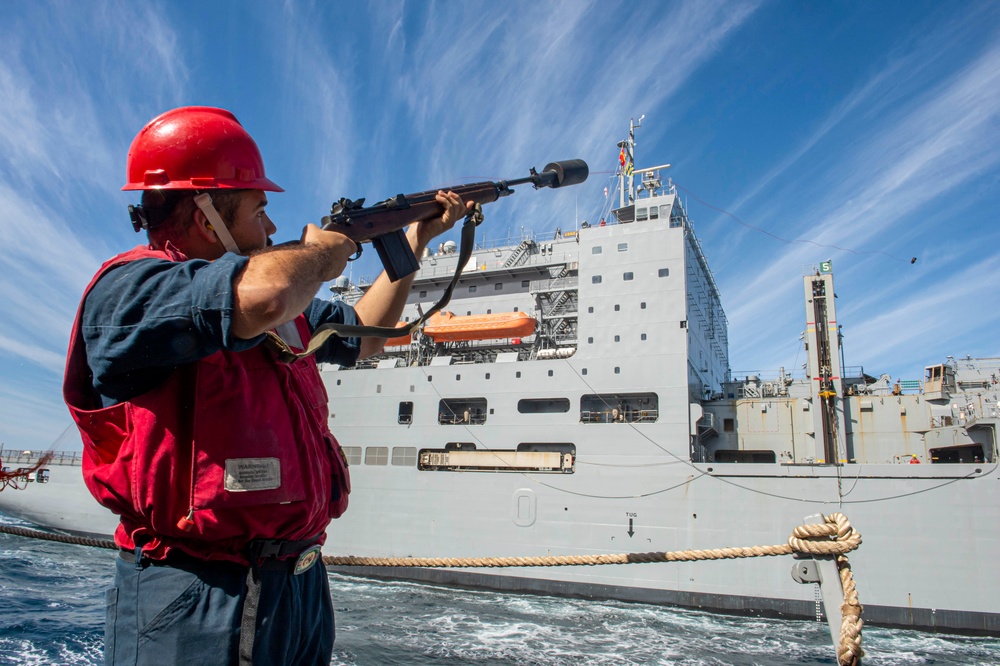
[{"left": 105, "top": 552, "right": 334, "bottom": 665}]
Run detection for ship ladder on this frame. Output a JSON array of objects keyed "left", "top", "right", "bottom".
[{"left": 0, "top": 512, "right": 864, "bottom": 664}]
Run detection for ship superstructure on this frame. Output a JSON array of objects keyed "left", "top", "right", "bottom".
[{"left": 1, "top": 121, "right": 997, "bottom": 634}]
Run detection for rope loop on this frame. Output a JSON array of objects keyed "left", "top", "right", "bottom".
[{"left": 788, "top": 512, "right": 862, "bottom": 557}]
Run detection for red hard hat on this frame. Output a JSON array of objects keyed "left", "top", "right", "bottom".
[{"left": 122, "top": 106, "right": 283, "bottom": 192}]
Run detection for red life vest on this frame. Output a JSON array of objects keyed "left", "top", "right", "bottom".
[{"left": 63, "top": 245, "right": 350, "bottom": 564}]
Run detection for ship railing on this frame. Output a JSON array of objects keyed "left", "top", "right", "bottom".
[{"left": 0, "top": 449, "right": 83, "bottom": 466}]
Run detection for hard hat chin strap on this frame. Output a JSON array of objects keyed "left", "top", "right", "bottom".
[{"left": 194, "top": 193, "right": 241, "bottom": 254}]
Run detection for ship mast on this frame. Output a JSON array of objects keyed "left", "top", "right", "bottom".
[
  {"left": 804, "top": 262, "right": 849, "bottom": 464},
  {"left": 617, "top": 115, "right": 642, "bottom": 208}
]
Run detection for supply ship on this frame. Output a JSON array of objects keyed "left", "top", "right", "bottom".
[{"left": 2, "top": 122, "right": 997, "bottom": 635}]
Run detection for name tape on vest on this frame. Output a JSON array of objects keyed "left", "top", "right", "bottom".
[{"left": 224, "top": 458, "right": 281, "bottom": 492}]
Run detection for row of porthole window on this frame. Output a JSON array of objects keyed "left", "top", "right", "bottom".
[
  {"left": 394, "top": 393, "right": 659, "bottom": 425},
  {"left": 418, "top": 280, "right": 532, "bottom": 299},
  {"left": 416, "top": 267, "right": 668, "bottom": 296},
  {"left": 404, "top": 306, "right": 519, "bottom": 322},
  {"left": 333, "top": 365, "right": 628, "bottom": 393},
  {"left": 592, "top": 242, "right": 631, "bottom": 254},
  {"left": 591, "top": 267, "right": 668, "bottom": 284}
]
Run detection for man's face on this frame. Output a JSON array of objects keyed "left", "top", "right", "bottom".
[{"left": 227, "top": 189, "right": 276, "bottom": 254}]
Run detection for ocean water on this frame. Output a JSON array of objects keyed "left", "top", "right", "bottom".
[{"left": 1, "top": 517, "right": 998, "bottom": 665}]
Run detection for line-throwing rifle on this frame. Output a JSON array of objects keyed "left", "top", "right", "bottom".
[
  {"left": 268, "top": 159, "right": 588, "bottom": 362},
  {"left": 321, "top": 159, "right": 589, "bottom": 282}
]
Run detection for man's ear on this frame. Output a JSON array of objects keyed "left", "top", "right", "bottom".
[{"left": 191, "top": 205, "right": 218, "bottom": 244}]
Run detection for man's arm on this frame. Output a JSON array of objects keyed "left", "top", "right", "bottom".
[
  {"left": 352, "top": 191, "right": 469, "bottom": 359},
  {"left": 230, "top": 226, "right": 358, "bottom": 340},
  {"left": 82, "top": 255, "right": 262, "bottom": 405}
]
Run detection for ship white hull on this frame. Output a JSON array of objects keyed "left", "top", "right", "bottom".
[
  {"left": 317, "top": 358, "right": 999, "bottom": 634},
  {"left": 2, "top": 453, "right": 996, "bottom": 634}
]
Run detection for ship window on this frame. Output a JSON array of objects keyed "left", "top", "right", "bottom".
[
  {"left": 514, "top": 307, "right": 519, "bottom": 312},
  {"left": 660, "top": 205, "right": 671, "bottom": 219},
  {"left": 336, "top": 379, "right": 341, "bottom": 386},
  {"left": 641, "top": 333, "right": 647, "bottom": 341},
  {"left": 649, "top": 206, "right": 659, "bottom": 219},
  {"left": 724, "top": 418, "right": 735, "bottom": 432},
  {"left": 518, "top": 398, "right": 571, "bottom": 414},
  {"left": 636, "top": 208, "right": 648, "bottom": 221},
  {"left": 615, "top": 367, "right": 620, "bottom": 374},
  {"left": 419, "top": 290, "right": 427, "bottom": 298},
  {"left": 614, "top": 335, "right": 620, "bottom": 342},
  {"left": 588, "top": 306, "right": 594, "bottom": 313},
  {"left": 398, "top": 401, "right": 413, "bottom": 424},
  {"left": 487, "top": 309, "right": 492, "bottom": 314},
  {"left": 658, "top": 268, "right": 669, "bottom": 277},
  {"left": 580, "top": 392, "right": 658, "bottom": 423},
  {"left": 516, "top": 371, "right": 521, "bottom": 378},
  {"left": 456, "top": 374, "right": 461, "bottom": 381},
  {"left": 930, "top": 444, "right": 985, "bottom": 463},
  {"left": 365, "top": 446, "right": 389, "bottom": 465},
  {"left": 469, "top": 285, "right": 477, "bottom": 293},
  {"left": 343, "top": 446, "right": 362, "bottom": 466},
  {"left": 592, "top": 246, "right": 602, "bottom": 255},
  {"left": 522, "top": 280, "right": 530, "bottom": 287},
  {"left": 618, "top": 242, "right": 629, "bottom": 252},
  {"left": 548, "top": 370, "right": 554, "bottom": 377},
  {"left": 641, "top": 302, "right": 646, "bottom": 309},
  {"left": 485, "top": 372, "right": 491, "bottom": 379},
  {"left": 615, "top": 304, "right": 620, "bottom": 312},
  {"left": 680, "top": 321, "right": 687, "bottom": 328},
  {"left": 623, "top": 272, "right": 634, "bottom": 281},
  {"left": 592, "top": 275, "right": 602, "bottom": 284},
  {"left": 582, "top": 368, "right": 588, "bottom": 375},
  {"left": 391, "top": 447, "right": 417, "bottom": 466},
  {"left": 714, "top": 450, "right": 776, "bottom": 463},
  {"left": 438, "top": 398, "right": 487, "bottom": 425},
  {"left": 427, "top": 375, "right": 433, "bottom": 381},
  {"left": 588, "top": 337, "right": 594, "bottom": 344},
  {"left": 495, "top": 283, "right": 503, "bottom": 291}
]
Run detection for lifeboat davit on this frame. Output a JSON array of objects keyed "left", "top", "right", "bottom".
[{"left": 423, "top": 311, "right": 536, "bottom": 343}]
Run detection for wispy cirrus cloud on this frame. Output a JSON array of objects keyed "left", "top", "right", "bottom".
[
  {"left": 720, "top": 22, "right": 1000, "bottom": 375},
  {"left": 0, "top": 2, "right": 189, "bottom": 448}
]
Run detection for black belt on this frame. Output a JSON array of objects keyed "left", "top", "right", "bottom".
[{"left": 117, "top": 537, "right": 320, "bottom": 570}]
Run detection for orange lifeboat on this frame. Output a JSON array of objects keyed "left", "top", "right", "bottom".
[{"left": 423, "top": 311, "right": 536, "bottom": 343}]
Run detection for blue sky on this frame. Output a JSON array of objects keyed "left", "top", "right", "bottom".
[{"left": 0, "top": 1, "right": 998, "bottom": 452}]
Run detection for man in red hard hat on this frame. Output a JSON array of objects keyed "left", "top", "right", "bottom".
[{"left": 63, "top": 107, "right": 469, "bottom": 665}]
